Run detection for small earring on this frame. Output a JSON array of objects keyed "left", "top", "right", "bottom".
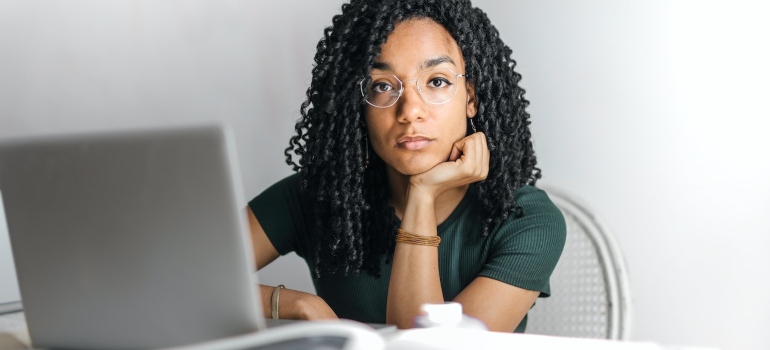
[{"left": 469, "top": 118, "right": 477, "bottom": 134}]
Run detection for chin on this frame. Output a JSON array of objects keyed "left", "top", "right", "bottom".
[
  {"left": 390, "top": 155, "right": 446, "bottom": 176},
  {"left": 395, "top": 165, "right": 433, "bottom": 176}
]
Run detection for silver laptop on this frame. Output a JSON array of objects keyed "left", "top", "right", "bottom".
[
  {"left": 0, "top": 124, "right": 267, "bottom": 349},
  {"left": 0, "top": 195, "right": 22, "bottom": 315}
]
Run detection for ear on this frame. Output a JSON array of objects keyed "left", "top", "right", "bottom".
[{"left": 465, "top": 81, "right": 478, "bottom": 118}]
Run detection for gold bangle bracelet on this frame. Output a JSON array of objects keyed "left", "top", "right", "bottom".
[
  {"left": 271, "top": 284, "right": 285, "bottom": 319},
  {"left": 396, "top": 228, "right": 441, "bottom": 247}
]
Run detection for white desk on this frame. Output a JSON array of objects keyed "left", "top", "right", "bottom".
[
  {"left": 0, "top": 312, "right": 716, "bottom": 350},
  {"left": 0, "top": 312, "right": 26, "bottom": 350},
  {"left": 383, "top": 328, "right": 668, "bottom": 350}
]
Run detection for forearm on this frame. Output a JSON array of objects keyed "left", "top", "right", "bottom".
[
  {"left": 258, "top": 284, "right": 323, "bottom": 320},
  {"left": 386, "top": 189, "right": 444, "bottom": 328}
]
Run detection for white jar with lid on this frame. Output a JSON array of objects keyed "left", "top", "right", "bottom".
[{"left": 412, "top": 302, "right": 488, "bottom": 330}]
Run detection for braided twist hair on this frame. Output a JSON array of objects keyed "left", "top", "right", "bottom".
[{"left": 284, "top": 0, "right": 540, "bottom": 277}]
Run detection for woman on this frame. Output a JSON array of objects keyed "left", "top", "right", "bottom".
[{"left": 248, "top": 0, "right": 566, "bottom": 332}]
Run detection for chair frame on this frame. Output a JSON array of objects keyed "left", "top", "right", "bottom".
[{"left": 539, "top": 186, "right": 633, "bottom": 340}]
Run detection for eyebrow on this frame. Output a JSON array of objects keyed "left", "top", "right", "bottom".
[
  {"left": 371, "top": 61, "right": 392, "bottom": 71},
  {"left": 371, "top": 55, "right": 457, "bottom": 72},
  {"left": 422, "top": 56, "right": 455, "bottom": 69}
]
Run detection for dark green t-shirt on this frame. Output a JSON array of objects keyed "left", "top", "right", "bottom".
[{"left": 249, "top": 173, "right": 566, "bottom": 332}]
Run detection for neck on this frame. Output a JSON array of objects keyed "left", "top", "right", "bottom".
[{"left": 385, "top": 166, "right": 469, "bottom": 225}]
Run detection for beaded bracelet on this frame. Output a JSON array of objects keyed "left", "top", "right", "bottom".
[
  {"left": 396, "top": 228, "right": 441, "bottom": 247},
  {"left": 270, "top": 284, "right": 285, "bottom": 319}
]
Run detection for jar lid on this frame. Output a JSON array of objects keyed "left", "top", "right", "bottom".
[{"left": 420, "top": 302, "right": 463, "bottom": 326}]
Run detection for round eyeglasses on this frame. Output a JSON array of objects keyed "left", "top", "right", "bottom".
[{"left": 359, "top": 68, "right": 465, "bottom": 108}]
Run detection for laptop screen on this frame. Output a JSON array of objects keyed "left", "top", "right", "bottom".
[{"left": 0, "top": 191, "right": 22, "bottom": 312}]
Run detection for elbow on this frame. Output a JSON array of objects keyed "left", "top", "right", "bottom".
[
  {"left": 386, "top": 312, "right": 416, "bottom": 330},
  {"left": 386, "top": 318, "right": 406, "bottom": 330}
]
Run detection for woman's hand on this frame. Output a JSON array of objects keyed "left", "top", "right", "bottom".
[
  {"left": 408, "top": 132, "right": 490, "bottom": 199},
  {"left": 259, "top": 285, "right": 338, "bottom": 321},
  {"left": 293, "top": 294, "right": 339, "bottom": 320}
]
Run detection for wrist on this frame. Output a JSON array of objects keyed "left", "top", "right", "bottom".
[
  {"left": 295, "top": 294, "right": 325, "bottom": 320},
  {"left": 270, "top": 284, "right": 285, "bottom": 319},
  {"left": 273, "top": 288, "right": 304, "bottom": 320},
  {"left": 406, "top": 182, "right": 438, "bottom": 203}
]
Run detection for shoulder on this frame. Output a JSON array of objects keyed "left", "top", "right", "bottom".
[
  {"left": 248, "top": 173, "right": 310, "bottom": 255},
  {"left": 489, "top": 185, "right": 567, "bottom": 249},
  {"left": 267, "top": 172, "right": 302, "bottom": 193},
  {"left": 249, "top": 172, "right": 306, "bottom": 213},
  {"left": 514, "top": 185, "right": 565, "bottom": 225},
  {"left": 251, "top": 173, "right": 303, "bottom": 203},
  {"left": 477, "top": 185, "right": 567, "bottom": 295},
  {"left": 514, "top": 185, "right": 561, "bottom": 216}
]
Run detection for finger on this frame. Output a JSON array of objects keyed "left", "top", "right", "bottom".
[
  {"left": 448, "top": 142, "right": 462, "bottom": 162},
  {"left": 474, "top": 133, "right": 483, "bottom": 177},
  {"left": 480, "top": 133, "right": 490, "bottom": 179},
  {"left": 450, "top": 136, "right": 471, "bottom": 162},
  {"left": 461, "top": 137, "right": 477, "bottom": 176},
  {"left": 464, "top": 133, "right": 479, "bottom": 178}
]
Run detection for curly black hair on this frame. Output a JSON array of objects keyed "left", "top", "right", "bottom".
[{"left": 284, "top": 0, "right": 540, "bottom": 278}]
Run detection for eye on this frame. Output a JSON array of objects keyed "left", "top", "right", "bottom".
[
  {"left": 427, "top": 77, "right": 452, "bottom": 89},
  {"left": 371, "top": 82, "right": 395, "bottom": 94}
]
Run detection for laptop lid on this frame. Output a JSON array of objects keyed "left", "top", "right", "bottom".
[
  {"left": 0, "top": 124, "right": 265, "bottom": 349},
  {"left": 0, "top": 193, "right": 22, "bottom": 315}
]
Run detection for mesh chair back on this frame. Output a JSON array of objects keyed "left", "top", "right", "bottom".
[{"left": 525, "top": 187, "right": 632, "bottom": 340}]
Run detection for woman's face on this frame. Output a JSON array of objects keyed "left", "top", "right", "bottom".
[{"left": 364, "top": 19, "right": 476, "bottom": 176}]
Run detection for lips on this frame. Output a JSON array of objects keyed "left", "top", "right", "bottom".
[{"left": 397, "top": 135, "right": 433, "bottom": 150}]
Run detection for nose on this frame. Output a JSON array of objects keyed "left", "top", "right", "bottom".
[{"left": 396, "top": 80, "right": 426, "bottom": 123}]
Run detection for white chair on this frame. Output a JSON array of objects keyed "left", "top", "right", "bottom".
[{"left": 525, "top": 187, "right": 632, "bottom": 340}]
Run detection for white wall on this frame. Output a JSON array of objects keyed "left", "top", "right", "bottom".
[
  {"left": 473, "top": 1, "right": 770, "bottom": 349},
  {"left": 0, "top": 0, "right": 334, "bottom": 294},
  {"left": 1, "top": 1, "right": 768, "bottom": 350}
]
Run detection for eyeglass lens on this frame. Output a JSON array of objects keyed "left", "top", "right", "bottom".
[{"left": 361, "top": 68, "right": 461, "bottom": 107}]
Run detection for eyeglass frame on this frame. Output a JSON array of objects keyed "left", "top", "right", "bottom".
[{"left": 358, "top": 68, "right": 466, "bottom": 108}]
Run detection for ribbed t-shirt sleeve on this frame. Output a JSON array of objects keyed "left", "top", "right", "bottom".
[
  {"left": 478, "top": 186, "right": 566, "bottom": 297},
  {"left": 247, "top": 173, "right": 306, "bottom": 256}
]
